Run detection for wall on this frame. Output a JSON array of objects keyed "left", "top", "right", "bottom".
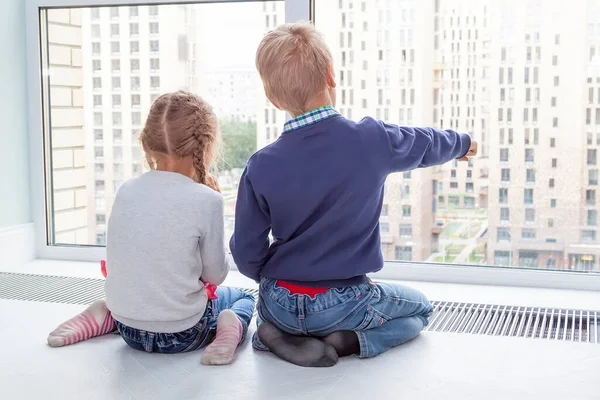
[{"left": 0, "top": 0, "right": 31, "bottom": 228}]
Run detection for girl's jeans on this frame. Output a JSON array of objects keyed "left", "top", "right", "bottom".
[{"left": 116, "top": 287, "right": 255, "bottom": 353}]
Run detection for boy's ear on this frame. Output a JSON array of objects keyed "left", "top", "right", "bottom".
[{"left": 326, "top": 64, "right": 337, "bottom": 88}]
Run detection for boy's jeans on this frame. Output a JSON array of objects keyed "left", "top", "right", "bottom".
[
  {"left": 116, "top": 287, "right": 255, "bottom": 353},
  {"left": 253, "top": 278, "right": 432, "bottom": 358}
]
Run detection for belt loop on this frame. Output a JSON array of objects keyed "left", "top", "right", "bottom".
[
  {"left": 297, "top": 295, "right": 308, "bottom": 334},
  {"left": 141, "top": 331, "right": 155, "bottom": 353}
]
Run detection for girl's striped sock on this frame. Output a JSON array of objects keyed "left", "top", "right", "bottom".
[
  {"left": 47, "top": 299, "right": 115, "bottom": 347},
  {"left": 201, "top": 310, "right": 243, "bottom": 365}
]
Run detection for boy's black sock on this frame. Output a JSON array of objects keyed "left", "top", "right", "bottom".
[
  {"left": 322, "top": 331, "right": 360, "bottom": 357},
  {"left": 257, "top": 321, "right": 338, "bottom": 368}
]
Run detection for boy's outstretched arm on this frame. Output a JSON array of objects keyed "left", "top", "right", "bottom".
[
  {"left": 229, "top": 167, "right": 271, "bottom": 283},
  {"left": 380, "top": 122, "right": 476, "bottom": 172}
]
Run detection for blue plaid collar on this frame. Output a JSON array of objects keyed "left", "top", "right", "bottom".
[{"left": 283, "top": 106, "right": 339, "bottom": 133}]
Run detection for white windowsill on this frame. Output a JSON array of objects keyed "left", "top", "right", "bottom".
[{"left": 4, "top": 259, "right": 600, "bottom": 311}]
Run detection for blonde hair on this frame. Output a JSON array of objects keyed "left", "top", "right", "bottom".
[
  {"left": 140, "top": 91, "right": 220, "bottom": 189},
  {"left": 256, "top": 22, "right": 333, "bottom": 115}
]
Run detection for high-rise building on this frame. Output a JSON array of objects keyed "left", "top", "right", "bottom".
[
  {"left": 257, "top": 1, "right": 287, "bottom": 151},
  {"left": 81, "top": 5, "right": 201, "bottom": 245},
  {"left": 486, "top": 0, "right": 597, "bottom": 271}
]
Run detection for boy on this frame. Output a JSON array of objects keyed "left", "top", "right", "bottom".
[{"left": 230, "top": 22, "right": 477, "bottom": 367}]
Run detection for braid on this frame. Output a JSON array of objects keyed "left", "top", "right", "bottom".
[{"left": 159, "top": 91, "right": 219, "bottom": 190}]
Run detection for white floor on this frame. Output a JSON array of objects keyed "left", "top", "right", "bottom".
[{"left": 2, "top": 261, "right": 600, "bottom": 399}]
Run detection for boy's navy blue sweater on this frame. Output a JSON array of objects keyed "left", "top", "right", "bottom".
[{"left": 230, "top": 114, "right": 471, "bottom": 288}]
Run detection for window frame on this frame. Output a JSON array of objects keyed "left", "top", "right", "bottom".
[{"left": 25, "top": 0, "right": 600, "bottom": 291}]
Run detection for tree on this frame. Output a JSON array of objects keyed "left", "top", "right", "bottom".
[{"left": 219, "top": 118, "right": 257, "bottom": 171}]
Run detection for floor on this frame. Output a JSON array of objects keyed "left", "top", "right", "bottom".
[{"left": 2, "top": 261, "right": 600, "bottom": 399}]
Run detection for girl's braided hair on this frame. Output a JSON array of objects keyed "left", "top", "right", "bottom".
[{"left": 139, "top": 91, "right": 221, "bottom": 190}]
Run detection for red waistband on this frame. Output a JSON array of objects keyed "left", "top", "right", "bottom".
[{"left": 276, "top": 280, "right": 329, "bottom": 297}]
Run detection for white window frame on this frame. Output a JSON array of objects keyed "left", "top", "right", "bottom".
[{"left": 25, "top": 0, "right": 600, "bottom": 291}]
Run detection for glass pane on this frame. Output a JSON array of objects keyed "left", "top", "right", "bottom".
[
  {"left": 314, "top": 0, "right": 600, "bottom": 272},
  {"left": 43, "top": 2, "right": 284, "bottom": 246}
]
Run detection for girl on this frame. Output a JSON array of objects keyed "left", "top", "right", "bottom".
[{"left": 47, "top": 91, "right": 255, "bottom": 366}]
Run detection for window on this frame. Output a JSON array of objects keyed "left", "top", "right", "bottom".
[
  {"left": 92, "top": 59, "right": 101, "bottom": 71},
  {"left": 588, "top": 149, "right": 597, "bottom": 166},
  {"left": 582, "top": 230, "right": 596, "bottom": 242},
  {"left": 131, "top": 77, "right": 140, "bottom": 90},
  {"left": 497, "top": 228, "right": 511, "bottom": 242},
  {"left": 131, "top": 94, "right": 140, "bottom": 107},
  {"left": 402, "top": 205, "right": 411, "bottom": 218},
  {"left": 522, "top": 229, "right": 536, "bottom": 240},
  {"left": 37, "top": 2, "right": 600, "bottom": 279},
  {"left": 112, "top": 112, "right": 122, "bottom": 126},
  {"left": 94, "top": 112, "right": 103, "bottom": 126},
  {"left": 380, "top": 223, "right": 390, "bottom": 234},
  {"left": 499, "top": 188, "right": 508, "bottom": 204},
  {"left": 519, "top": 252, "right": 538, "bottom": 269},
  {"left": 494, "top": 251, "right": 511, "bottom": 266},
  {"left": 131, "top": 112, "right": 141, "bottom": 125},
  {"left": 500, "top": 208, "right": 510, "bottom": 222},
  {"left": 524, "top": 189, "right": 534, "bottom": 205},
  {"left": 587, "top": 190, "right": 596, "bottom": 206},
  {"left": 590, "top": 169, "right": 599, "bottom": 185},
  {"left": 149, "top": 22, "right": 159, "bottom": 34},
  {"left": 130, "top": 59, "right": 139, "bottom": 72},
  {"left": 395, "top": 246, "right": 412, "bottom": 261},
  {"left": 130, "top": 41, "right": 139, "bottom": 54},
  {"left": 588, "top": 210, "right": 597, "bottom": 226},
  {"left": 399, "top": 225, "right": 412, "bottom": 238},
  {"left": 525, "top": 209, "right": 535, "bottom": 223},
  {"left": 525, "top": 149, "right": 534, "bottom": 162}
]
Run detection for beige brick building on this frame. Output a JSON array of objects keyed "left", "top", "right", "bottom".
[{"left": 47, "top": 8, "right": 88, "bottom": 245}]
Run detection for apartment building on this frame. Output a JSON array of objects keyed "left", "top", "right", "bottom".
[
  {"left": 82, "top": 4, "right": 200, "bottom": 245},
  {"left": 256, "top": 1, "right": 286, "bottom": 150},
  {"left": 47, "top": 8, "right": 87, "bottom": 245},
  {"left": 485, "top": 0, "right": 599, "bottom": 271}
]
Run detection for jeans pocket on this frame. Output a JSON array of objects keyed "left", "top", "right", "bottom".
[{"left": 355, "top": 306, "right": 389, "bottom": 331}]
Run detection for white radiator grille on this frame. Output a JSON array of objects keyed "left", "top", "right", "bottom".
[
  {"left": 2, "top": 273, "right": 598, "bottom": 344},
  {"left": 426, "top": 301, "right": 600, "bottom": 344}
]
